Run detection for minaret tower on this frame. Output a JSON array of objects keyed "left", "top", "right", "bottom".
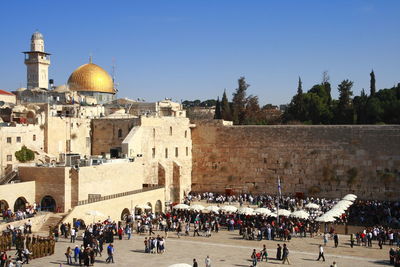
[{"left": 23, "top": 31, "right": 51, "bottom": 89}]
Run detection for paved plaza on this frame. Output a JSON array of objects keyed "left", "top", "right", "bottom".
[{"left": 22, "top": 230, "right": 390, "bottom": 267}]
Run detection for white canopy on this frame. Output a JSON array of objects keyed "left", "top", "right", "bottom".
[
  {"left": 238, "top": 207, "right": 255, "bottom": 215},
  {"left": 268, "top": 212, "right": 278, "bottom": 218},
  {"left": 254, "top": 207, "right": 271, "bottom": 215},
  {"left": 220, "top": 205, "right": 238, "bottom": 213},
  {"left": 135, "top": 204, "right": 152, "bottom": 210},
  {"left": 305, "top": 203, "right": 320, "bottom": 209},
  {"left": 290, "top": 210, "right": 310, "bottom": 220},
  {"left": 276, "top": 209, "right": 291, "bottom": 217},
  {"left": 342, "top": 194, "right": 357, "bottom": 201},
  {"left": 189, "top": 204, "right": 205, "bottom": 211},
  {"left": 204, "top": 206, "right": 220, "bottom": 213},
  {"left": 315, "top": 215, "right": 336, "bottom": 222},
  {"left": 173, "top": 204, "right": 189, "bottom": 210}
]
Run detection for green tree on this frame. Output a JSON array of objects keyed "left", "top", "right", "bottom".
[
  {"left": 334, "top": 79, "right": 354, "bottom": 124},
  {"left": 353, "top": 89, "right": 368, "bottom": 124},
  {"left": 232, "top": 77, "right": 249, "bottom": 124},
  {"left": 244, "top": 95, "right": 261, "bottom": 124},
  {"left": 214, "top": 97, "right": 222, "bottom": 119},
  {"left": 221, "top": 89, "right": 232, "bottom": 121},
  {"left": 15, "top": 146, "right": 35, "bottom": 163},
  {"left": 370, "top": 70, "right": 376, "bottom": 96}
]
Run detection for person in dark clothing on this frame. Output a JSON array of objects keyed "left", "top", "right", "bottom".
[
  {"left": 193, "top": 258, "right": 198, "bottom": 267},
  {"left": 333, "top": 233, "right": 339, "bottom": 248},
  {"left": 316, "top": 245, "right": 325, "bottom": 261},
  {"left": 276, "top": 244, "right": 282, "bottom": 260}
]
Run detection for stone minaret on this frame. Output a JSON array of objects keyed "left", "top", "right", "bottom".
[{"left": 23, "top": 31, "right": 51, "bottom": 89}]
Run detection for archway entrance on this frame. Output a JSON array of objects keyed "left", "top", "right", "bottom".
[
  {"left": 41, "top": 195, "right": 56, "bottom": 212},
  {"left": 155, "top": 200, "right": 162, "bottom": 214},
  {"left": 14, "top": 197, "right": 27, "bottom": 212},
  {"left": 121, "top": 208, "right": 130, "bottom": 221},
  {"left": 0, "top": 200, "right": 9, "bottom": 213}
]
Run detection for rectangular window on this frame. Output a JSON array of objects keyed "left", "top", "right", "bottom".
[
  {"left": 152, "top": 148, "right": 156, "bottom": 159},
  {"left": 6, "top": 137, "right": 11, "bottom": 144},
  {"left": 185, "top": 130, "right": 187, "bottom": 138},
  {"left": 169, "top": 127, "right": 172, "bottom": 136},
  {"left": 16, "top": 137, "right": 21, "bottom": 143},
  {"left": 86, "top": 137, "right": 90, "bottom": 148},
  {"left": 165, "top": 148, "right": 168, "bottom": 159},
  {"left": 33, "top": 134, "right": 36, "bottom": 141},
  {"left": 66, "top": 140, "right": 71, "bottom": 152},
  {"left": 7, "top": 155, "right": 12, "bottom": 161},
  {"left": 186, "top": 147, "right": 189, "bottom": 156},
  {"left": 175, "top": 147, "right": 178, "bottom": 157}
]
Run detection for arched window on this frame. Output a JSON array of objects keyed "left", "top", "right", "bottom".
[
  {"left": 169, "top": 127, "right": 172, "bottom": 136},
  {"left": 118, "top": 129, "right": 122, "bottom": 138},
  {"left": 165, "top": 148, "right": 168, "bottom": 158}
]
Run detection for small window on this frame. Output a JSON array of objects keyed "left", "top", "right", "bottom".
[
  {"left": 186, "top": 147, "right": 189, "bottom": 156},
  {"left": 6, "top": 137, "right": 11, "bottom": 144},
  {"left": 33, "top": 135, "right": 36, "bottom": 141},
  {"left": 16, "top": 137, "right": 21, "bottom": 143},
  {"left": 184, "top": 130, "right": 187, "bottom": 138},
  {"left": 169, "top": 127, "right": 172, "bottom": 136},
  {"left": 66, "top": 140, "right": 71, "bottom": 152},
  {"left": 86, "top": 137, "right": 90, "bottom": 148},
  {"left": 118, "top": 129, "right": 122, "bottom": 138},
  {"left": 6, "top": 155, "right": 12, "bottom": 161},
  {"left": 153, "top": 128, "right": 156, "bottom": 138},
  {"left": 152, "top": 148, "right": 156, "bottom": 159},
  {"left": 175, "top": 147, "right": 178, "bottom": 157},
  {"left": 165, "top": 148, "right": 168, "bottom": 159}
]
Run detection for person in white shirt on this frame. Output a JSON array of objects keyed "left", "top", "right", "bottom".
[
  {"left": 316, "top": 245, "right": 325, "bottom": 261},
  {"left": 205, "top": 255, "right": 211, "bottom": 267}
]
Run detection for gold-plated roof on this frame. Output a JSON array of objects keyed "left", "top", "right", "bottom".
[{"left": 67, "top": 63, "right": 115, "bottom": 94}]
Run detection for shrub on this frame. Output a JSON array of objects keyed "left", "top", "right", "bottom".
[{"left": 15, "top": 146, "right": 35, "bottom": 163}]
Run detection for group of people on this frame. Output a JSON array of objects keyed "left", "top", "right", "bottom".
[
  {"left": 186, "top": 192, "right": 400, "bottom": 228},
  {"left": 143, "top": 236, "right": 165, "bottom": 254},
  {"left": 1, "top": 203, "right": 37, "bottom": 223}
]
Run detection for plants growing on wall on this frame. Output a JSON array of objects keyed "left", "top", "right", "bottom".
[{"left": 15, "top": 146, "right": 35, "bottom": 163}]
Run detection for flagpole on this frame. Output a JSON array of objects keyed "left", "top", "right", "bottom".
[{"left": 277, "top": 176, "right": 281, "bottom": 224}]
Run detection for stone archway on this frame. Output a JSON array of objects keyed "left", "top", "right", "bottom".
[
  {"left": 146, "top": 202, "right": 152, "bottom": 212},
  {"left": 41, "top": 195, "right": 56, "bottom": 212},
  {"left": 14, "top": 197, "right": 27, "bottom": 212},
  {"left": 121, "top": 208, "right": 130, "bottom": 221},
  {"left": 155, "top": 200, "right": 162, "bottom": 214},
  {"left": 0, "top": 200, "right": 9, "bottom": 213}
]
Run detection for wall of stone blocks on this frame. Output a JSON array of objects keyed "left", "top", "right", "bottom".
[{"left": 191, "top": 120, "right": 400, "bottom": 201}]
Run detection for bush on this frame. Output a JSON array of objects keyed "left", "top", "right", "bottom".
[{"left": 15, "top": 146, "right": 35, "bottom": 163}]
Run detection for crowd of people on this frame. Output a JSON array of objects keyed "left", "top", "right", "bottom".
[{"left": 1, "top": 203, "right": 37, "bottom": 223}]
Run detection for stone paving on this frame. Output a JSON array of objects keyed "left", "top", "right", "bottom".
[{"left": 14, "top": 230, "right": 392, "bottom": 267}]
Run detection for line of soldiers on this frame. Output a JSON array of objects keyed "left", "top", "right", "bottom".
[{"left": 0, "top": 231, "right": 55, "bottom": 259}]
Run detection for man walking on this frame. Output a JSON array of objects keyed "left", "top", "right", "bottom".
[
  {"left": 70, "top": 228, "right": 76, "bottom": 243},
  {"left": 205, "top": 255, "right": 211, "bottom": 267},
  {"left": 333, "top": 233, "right": 339, "bottom": 248},
  {"left": 282, "top": 244, "right": 290, "bottom": 265},
  {"left": 316, "top": 245, "right": 325, "bottom": 261},
  {"left": 106, "top": 243, "right": 114, "bottom": 264}
]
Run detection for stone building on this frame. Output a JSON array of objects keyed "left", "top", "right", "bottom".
[{"left": 0, "top": 90, "right": 16, "bottom": 105}]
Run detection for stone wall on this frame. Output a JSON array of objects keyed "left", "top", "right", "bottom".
[
  {"left": 191, "top": 120, "right": 400, "bottom": 200},
  {"left": 0, "top": 181, "right": 35, "bottom": 211}
]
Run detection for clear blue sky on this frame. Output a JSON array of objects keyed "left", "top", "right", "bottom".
[{"left": 0, "top": 0, "right": 399, "bottom": 105}]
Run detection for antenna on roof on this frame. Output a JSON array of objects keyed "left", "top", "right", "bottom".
[
  {"left": 89, "top": 53, "right": 93, "bottom": 64},
  {"left": 112, "top": 57, "right": 119, "bottom": 92}
]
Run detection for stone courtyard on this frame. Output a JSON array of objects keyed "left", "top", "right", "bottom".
[{"left": 23, "top": 230, "right": 389, "bottom": 267}]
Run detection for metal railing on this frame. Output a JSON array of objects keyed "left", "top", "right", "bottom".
[
  {"left": 77, "top": 185, "right": 164, "bottom": 206},
  {"left": 0, "top": 170, "right": 18, "bottom": 185}
]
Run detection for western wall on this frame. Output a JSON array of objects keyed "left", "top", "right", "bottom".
[{"left": 191, "top": 120, "right": 400, "bottom": 200}]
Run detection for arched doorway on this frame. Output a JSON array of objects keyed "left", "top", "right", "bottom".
[
  {"left": 14, "top": 197, "right": 27, "bottom": 212},
  {"left": 155, "top": 200, "right": 162, "bottom": 214},
  {"left": 0, "top": 200, "right": 9, "bottom": 213},
  {"left": 146, "top": 202, "right": 152, "bottom": 212},
  {"left": 121, "top": 208, "right": 130, "bottom": 221},
  {"left": 41, "top": 195, "right": 56, "bottom": 212}
]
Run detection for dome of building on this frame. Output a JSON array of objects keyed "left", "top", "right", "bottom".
[
  {"left": 31, "top": 31, "right": 43, "bottom": 40},
  {"left": 67, "top": 63, "right": 115, "bottom": 94}
]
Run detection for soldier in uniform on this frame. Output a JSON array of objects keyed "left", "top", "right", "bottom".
[
  {"left": 6, "top": 232, "right": 12, "bottom": 250},
  {"left": 39, "top": 237, "right": 45, "bottom": 258},
  {"left": 50, "top": 236, "right": 55, "bottom": 255},
  {"left": 0, "top": 235, "right": 4, "bottom": 251}
]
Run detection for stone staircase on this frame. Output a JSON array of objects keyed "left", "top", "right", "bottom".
[{"left": 37, "top": 213, "right": 67, "bottom": 234}]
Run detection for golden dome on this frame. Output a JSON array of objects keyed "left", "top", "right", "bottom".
[{"left": 67, "top": 63, "right": 115, "bottom": 94}]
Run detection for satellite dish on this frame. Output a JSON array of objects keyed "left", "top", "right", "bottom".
[{"left": 0, "top": 101, "right": 5, "bottom": 106}]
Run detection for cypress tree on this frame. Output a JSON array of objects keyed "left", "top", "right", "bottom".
[
  {"left": 232, "top": 77, "right": 249, "bottom": 124},
  {"left": 370, "top": 70, "right": 376, "bottom": 96},
  {"left": 214, "top": 97, "right": 222, "bottom": 119},
  {"left": 221, "top": 89, "right": 232, "bottom": 121}
]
